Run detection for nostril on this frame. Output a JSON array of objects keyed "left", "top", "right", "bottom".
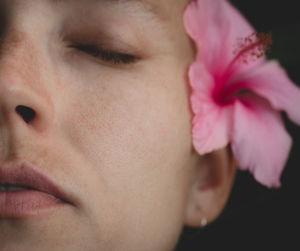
[{"left": 15, "top": 105, "right": 36, "bottom": 123}]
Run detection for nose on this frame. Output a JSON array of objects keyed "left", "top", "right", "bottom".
[{"left": 0, "top": 30, "right": 55, "bottom": 133}]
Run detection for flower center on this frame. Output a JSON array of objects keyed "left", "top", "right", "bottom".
[
  {"left": 213, "top": 32, "right": 272, "bottom": 106},
  {"left": 214, "top": 82, "right": 252, "bottom": 106}
]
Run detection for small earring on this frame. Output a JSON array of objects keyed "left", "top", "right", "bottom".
[
  {"left": 196, "top": 204, "right": 208, "bottom": 227},
  {"left": 201, "top": 217, "right": 208, "bottom": 227}
]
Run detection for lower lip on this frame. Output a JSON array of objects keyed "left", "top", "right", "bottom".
[{"left": 0, "top": 190, "right": 64, "bottom": 218}]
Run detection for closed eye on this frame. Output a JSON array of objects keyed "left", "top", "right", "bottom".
[{"left": 69, "top": 43, "right": 137, "bottom": 65}]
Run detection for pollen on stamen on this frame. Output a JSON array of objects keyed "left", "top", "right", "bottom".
[{"left": 232, "top": 31, "right": 273, "bottom": 65}]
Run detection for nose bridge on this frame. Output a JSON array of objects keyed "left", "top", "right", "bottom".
[
  {"left": 0, "top": 29, "right": 50, "bottom": 96},
  {"left": 0, "top": 28, "right": 55, "bottom": 132}
]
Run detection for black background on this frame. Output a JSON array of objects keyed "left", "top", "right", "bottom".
[{"left": 175, "top": 1, "right": 300, "bottom": 250}]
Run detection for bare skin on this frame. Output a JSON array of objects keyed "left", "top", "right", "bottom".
[{"left": 0, "top": 0, "right": 235, "bottom": 250}]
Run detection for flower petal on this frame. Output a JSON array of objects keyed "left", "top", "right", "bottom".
[
  {"left": 189, "top": 62, "right": 232, "bottom": 154},
  {"left": 183, "top": 0, "right": 262, "bottom": 78},
  {"left": 192, "top": 105, "right": 233, "bottom": 155},
  {"left": 228, "top": 60, "right": 300, "bottom": 125},
  {"left": 232, "top": 95, "right": 292, "bottom": 187}
]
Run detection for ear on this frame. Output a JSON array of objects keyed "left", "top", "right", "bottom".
[{"left": 184, "top": 146, "right": 236, "bottom": 227}]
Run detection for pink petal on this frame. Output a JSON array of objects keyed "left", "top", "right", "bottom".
[
  {"left": 192, "top": 105, "right": 233, "bottom": 155},
  {"left": 183, "top": 0, "right": 263, "bottom": 78},
  {"left": 227, "top": 60, "right": 300, "bottom": 125},
  {"left": 189, "top": 62, "right": 232, "bottom": 154},
  {"left": 231, "top": 95, "right": 292, "bottom": 188}
]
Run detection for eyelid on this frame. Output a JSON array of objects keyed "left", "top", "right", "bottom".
[
  {"left": 63, "top": 30, "right": 138, "bottom": 54},
  {"left": 61, "top": 29, "right": 145, "bottom": 66},
  {"left": 68, "top": 42, "right": 138, "bottom": 65}
]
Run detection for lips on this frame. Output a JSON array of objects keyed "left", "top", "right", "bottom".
[{"left": 0, "top": 160, "right": 72, "bottom": 217}]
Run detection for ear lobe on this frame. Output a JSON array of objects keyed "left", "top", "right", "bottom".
[{"left": 184, "top": 146, "right": 236, "bottom": 227}]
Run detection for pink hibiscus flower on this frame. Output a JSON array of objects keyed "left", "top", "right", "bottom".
[{"left": 183, "top": 0, "right": 300, "bottom": 187}]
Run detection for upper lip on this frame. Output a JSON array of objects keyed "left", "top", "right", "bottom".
[{"left": 0, "top": 160, "right": 71, "bottom": 204}]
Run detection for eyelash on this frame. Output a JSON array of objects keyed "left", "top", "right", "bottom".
[{"left": 69, "top": 43, "right": 137, "bottom": 65}]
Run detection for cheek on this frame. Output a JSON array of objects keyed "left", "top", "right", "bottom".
[
  {"left": 56, "top": 65, "right": 193, "bottom": 249},
  {"left": 61, "top": 67, "right": 192, "bottom": 169}
]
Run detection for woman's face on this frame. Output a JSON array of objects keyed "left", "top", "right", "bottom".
[{"left": 0, "top": 0, "right": 197, "bottom": 250}]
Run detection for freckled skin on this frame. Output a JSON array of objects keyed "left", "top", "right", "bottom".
[{"left": 0, "top": 0, "right": 200, "bottom": 250}]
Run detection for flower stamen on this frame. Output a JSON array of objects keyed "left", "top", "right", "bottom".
[{"left": 228, "top": 32, "right": 273, "bottom": 71}]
